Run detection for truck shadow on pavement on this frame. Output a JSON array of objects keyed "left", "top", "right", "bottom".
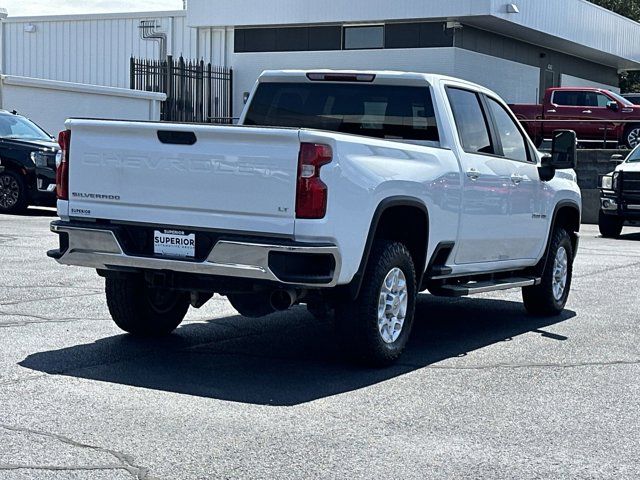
[{"left": 20, "top": 295, "right": 576, "bottom": 406}]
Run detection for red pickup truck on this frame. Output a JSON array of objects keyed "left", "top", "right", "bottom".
[{"left": 509, "top": 87, "right": 640, "bottom": 148}]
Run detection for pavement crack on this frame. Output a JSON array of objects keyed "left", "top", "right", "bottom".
[
  {"left": 0, "top": 464, "right": 130, "bottom": 472},
  {"left": 0, "top": 424, "right": 153, "bottom": 479},
  {"left": 0, "top": 310, "right": 110, "bottom": 328},
  {"left": 0, "top": 291, "right": 103, "bottom": 307}
]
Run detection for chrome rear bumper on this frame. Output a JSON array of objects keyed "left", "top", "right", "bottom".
[{"left": 49, "top": 223, "right": 341, "bottom": 287}]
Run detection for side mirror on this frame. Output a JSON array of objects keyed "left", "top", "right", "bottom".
[
  {"left": 607, "top": 101, "right": 619, "bottom": 112},
  {"left": 551, "top": 130, "right": 577, "bottom": 169},
  {"left": 611, "top": 153, "right": 625, "bottom": 163},
  {"left": 539, "top": 130, "right": 577, "bottom": 181}
]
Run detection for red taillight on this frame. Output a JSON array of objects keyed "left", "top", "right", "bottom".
[
  {"left": 296, "top": 143, "right": 332, "bottom": 219},
  {"left": 56, "top": 130, "right": 70, "bottom": 200}
]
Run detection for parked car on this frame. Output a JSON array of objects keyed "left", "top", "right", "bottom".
[
  {"left": 599, "top": 146, "right": 640, "bottom": 237},
  {"left": 48, "top": 70, "right": 581, "bottom": 366},
  {"left": 622, "top": 93, "right": 640, "bottom": 105},
  {"left": 510, "top": 87, "right": 640, "bottom": 148},
  {"left": 0, "top": 110, "right": 59, "bottom": 213}
]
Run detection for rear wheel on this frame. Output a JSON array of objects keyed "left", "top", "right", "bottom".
[
  {"left": 105, "top": 275, "right": 190, "bottom": 336},
  {"left": 523, "top": 228, "right": 573, "bottom": 316},
  {"left": 0, "top": 171, "right": 28, "bottom": 214},
  {"left": 598, "top": 211, "right": 624, "bottom": 238},
  {"left": 335, "top": 241, "right": 417, "bottom": 367}
]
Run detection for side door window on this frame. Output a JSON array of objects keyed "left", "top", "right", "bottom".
[
  {"left": 446, "top": 88, "right": 495, "bottom": 155},
  {"left": 484, "top": 98, "right": 530, "bottom": 163}
]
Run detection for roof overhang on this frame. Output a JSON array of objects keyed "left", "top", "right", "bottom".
[{"left": 187, "top": 0, "right": 640, "bottom": 70}]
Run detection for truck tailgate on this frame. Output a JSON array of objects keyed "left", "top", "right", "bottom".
[{"left": 66, "top": 120, "right": 301, "bottom": 236}]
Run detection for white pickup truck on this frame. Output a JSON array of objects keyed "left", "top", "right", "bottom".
[{"left": 49, "top": 70, "right": 581, "bottom": 366}]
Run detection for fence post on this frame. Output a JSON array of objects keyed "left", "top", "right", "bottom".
[
  {"left": 229, "top": 69, "right": 234, "bottom": 124},
  {"left": 130, "top": 57, "right": 135, "bottom": 90}
]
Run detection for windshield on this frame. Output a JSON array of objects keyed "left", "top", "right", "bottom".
[
  {"left": 0, "top": 114, "right": 51, "bottom": 141},
  {"left": 627, "top": 146, "right": 640, "bottom": 162},
  {"left": 608, "top": 91, "right": 634, "bottom": 107}
]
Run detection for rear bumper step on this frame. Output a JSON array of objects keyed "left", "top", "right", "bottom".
[{"left": 50, "top": 222, "right": 341, "bottom": 287}]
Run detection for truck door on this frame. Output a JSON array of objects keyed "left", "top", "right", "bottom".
[
  {"left": 446, "top": 87, "right": 517, "bottom": 265},
  {"left": 582, "top": 91, "right": 621, "bottom": 144},
  {"left": 483, "top": 95, "right": 546, "bottom": 260},
  {"left": 546, "top": 90, "right": 599, "bottom": 141}
]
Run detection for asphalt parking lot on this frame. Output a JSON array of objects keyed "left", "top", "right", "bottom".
[{"left": 1, "top": 208, "right": 639, "bottom": 479}]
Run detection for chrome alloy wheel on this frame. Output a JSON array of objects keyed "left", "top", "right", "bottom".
[
  {"left": 552, "top": 246, "right": 569, "bottom": 301},
  {"left": 628, "top": 127, "right": 640, "bottom": 148},
  {"left": 377, "top": 267, "right": 408, "bottom": 344},
  {"left": 0, "top": 174, "right": 20, "bottom": 210}
]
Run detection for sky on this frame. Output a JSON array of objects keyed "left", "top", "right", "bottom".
[{"left": 1, "top": 0, "right": 184, "bottom": 17}]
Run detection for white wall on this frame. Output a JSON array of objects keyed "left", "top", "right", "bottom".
[
  {"left": 0, "top": 75, "right": 166, "bottom": 135},
  {"left": 453, "top": 49, "right": 540, "bottom": 103},
  {"left": 2, "top": 11, "right": 201, "bottom": 89},
  {"left": 231, "top": 48, "right": 457, "bottom": 117},
  {"left": 229, "top": 47, "right": 539, "bottom": 117},
  {"left": 188, "top": 0, "right": 640, "bottom": 68},
  {"left": 561, "top": 73, "right": 621, "bottom": 93}
]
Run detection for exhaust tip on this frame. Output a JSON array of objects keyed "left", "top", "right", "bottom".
[{"left": 270, "top": 290, "right": 296, "bottom": 311}]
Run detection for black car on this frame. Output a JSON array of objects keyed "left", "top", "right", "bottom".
[{"left": 0, "top": 110, "right": 60, "bottom": 213}]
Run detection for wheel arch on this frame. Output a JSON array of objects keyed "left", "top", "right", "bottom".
[
  {"left": 345, "top": 196, "right": 430, "bottom": 299},
  {"left": 537, "top": 200, "right": 581, "bottom": 274}
]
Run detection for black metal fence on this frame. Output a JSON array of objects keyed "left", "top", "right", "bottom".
[{"left": 130, "top": 55, "right": 233, "bottom": 124}]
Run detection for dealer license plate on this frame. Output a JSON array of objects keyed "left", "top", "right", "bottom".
[{"left": 153, "top": 230, "right": 196, "bottom": 258}]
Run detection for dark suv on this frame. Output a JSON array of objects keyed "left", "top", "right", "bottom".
[{"left": 0, "top": 111, "right": 59, "bottom": 213}]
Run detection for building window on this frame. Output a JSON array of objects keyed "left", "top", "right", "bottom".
[
  {"left": 235, "top": 26, "right": 341, "bottom": 53},
  {"left": 343, "top": 25, "right": 384, "bottom": 50}
]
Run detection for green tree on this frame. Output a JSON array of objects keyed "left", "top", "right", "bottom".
[{"left": 589, "top": 0, "right": 640, "bottom": 92}]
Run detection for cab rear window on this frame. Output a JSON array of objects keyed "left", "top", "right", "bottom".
[{"left": 244, "top": 82, "right": 440, "bottom": 142}]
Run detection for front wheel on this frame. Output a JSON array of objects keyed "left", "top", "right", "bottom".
[
  {"left": 105, "top": 275, "right": 190, "bottom": 336},
  {"left": 0, "top": 171, "right": 28, "bottom": 214},
  {"left": 598, "top": 211, "right": 624, "bottom": 238},
  {"left": 624, "top": 124, "right": 640, "bottom": 149},
  {"left": 335, "top": 241, "right": 417, "bottom": 367},
  {"left": 523, "top": 228, "right": 574, "bottom": 316}
]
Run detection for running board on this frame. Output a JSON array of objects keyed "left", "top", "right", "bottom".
[{"left": 438, "top": 277, "right": 540, "bottom": 297}]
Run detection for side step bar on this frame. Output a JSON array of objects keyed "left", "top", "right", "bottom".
[{"left": 437, "top": 277, "right": 541, "bottom": 297}]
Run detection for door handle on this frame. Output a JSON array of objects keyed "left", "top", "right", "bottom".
[
  {"left": 466, "top": 168, "right": 480, "bottom": 181},
  {"left": 581, "top": 110, "right": 592, "bottom": 114},
  {"left": 510, "top": 174, "right": 524, "bottom": 185},
  {"left": 547, "top": 109, "right": 557, "bottom": 113}
]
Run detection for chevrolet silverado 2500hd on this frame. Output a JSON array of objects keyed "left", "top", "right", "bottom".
[{"left": 48, "top": 71, "right": 581, "bottom": 366}]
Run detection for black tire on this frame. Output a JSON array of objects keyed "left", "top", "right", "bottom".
[
  {"left": 335, "top": 241, "right": 417, "bottom": 367},
  {"left": 105, "top": 275, "right": 190, "bottom": 336},
  {"left": 598, "top": 211, "right": 624, "bottom": 238},
  {"left": 624, "top": 124, "right": 640, "bottom": 149},
  {"left": 0, "top": 170, "right": 28, "bottom": 214},
  {"left": 227, "top": 293, "right": 275, "bottom": 318},
  {"left": 523, "top": 228, "right": 573, "bottom": 316}
]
